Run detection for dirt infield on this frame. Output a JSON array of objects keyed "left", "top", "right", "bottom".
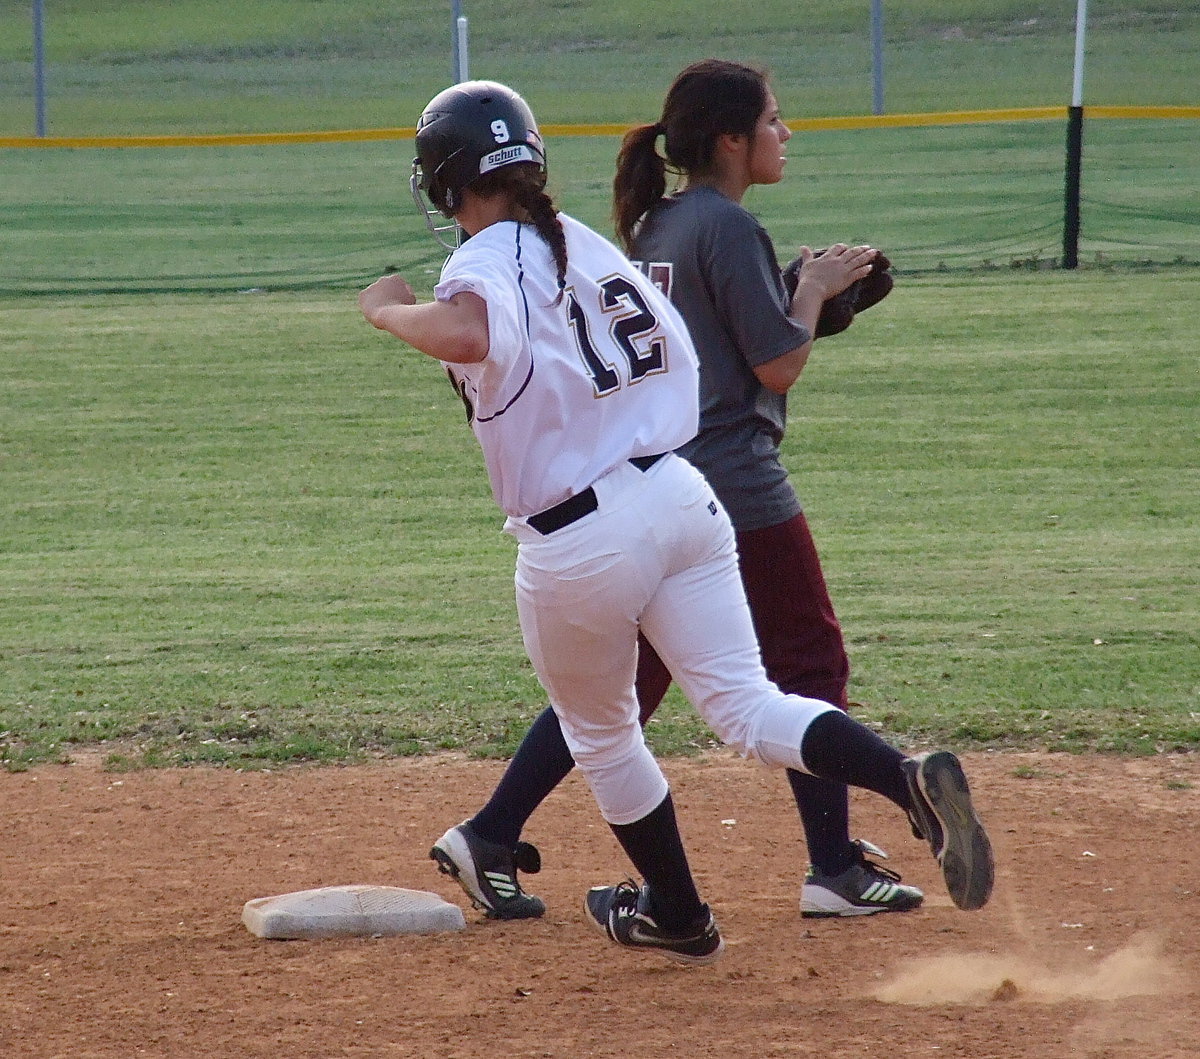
[{"left": 2, "top": 751, "right": 1197, "bottom": 1058}]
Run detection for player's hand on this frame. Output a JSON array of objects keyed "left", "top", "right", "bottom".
[
  {"left": 792, "top": 244, "right": 877, "bottom": 301},
  {"left": 359, "top": 274, "right": 417, "bottom": 329}
]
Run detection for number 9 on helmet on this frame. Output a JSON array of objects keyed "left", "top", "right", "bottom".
[{"left": 410, "top": 80, "right": 548, "bottom": 250}]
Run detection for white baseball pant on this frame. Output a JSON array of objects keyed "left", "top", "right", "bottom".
[{"left": 505, "top": 453, "right": 838, "bottom": 825}]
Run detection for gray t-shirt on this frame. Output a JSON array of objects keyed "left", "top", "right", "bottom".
[{"left": 631, "top": 186, "right": 810, "bottom": 531}]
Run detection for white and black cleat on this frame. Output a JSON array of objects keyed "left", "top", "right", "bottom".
[
  {"left": 801, "top": 838, "right": 925, "bottom": 918},
  {"left": 430, "top": 821, "right": 545, "bottom": 920}
]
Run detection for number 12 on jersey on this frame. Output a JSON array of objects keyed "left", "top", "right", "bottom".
[{"left": 565, "top": 275, "right": 668, "bottom": 397}]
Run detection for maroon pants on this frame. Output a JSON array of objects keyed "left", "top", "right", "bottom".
[{"left": 637, "top": 510, "right": 850, "bottom": 720}]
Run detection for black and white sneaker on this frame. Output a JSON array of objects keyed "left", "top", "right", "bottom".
[
  {"left": 903, "top": 751, "right": 995, "bottom": 911},
  {"left": 801, "top": 838, "right": 925, "bottom": 918},
  {"left": 430, "top": 821, "right": 546, "bottom": 920},
  {"left": 584, "top": 880, "right": 724, "bottom": 965}
]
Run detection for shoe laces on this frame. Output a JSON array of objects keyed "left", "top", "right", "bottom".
[
  {"left": 851, "top": 839, "right": 904, "bottom": 884},
  {"left": 611, "top": 878, "right": 643, "bottom": 909},
  {"left": 627, "top": 883, "right": 712, "bottom": 938}
]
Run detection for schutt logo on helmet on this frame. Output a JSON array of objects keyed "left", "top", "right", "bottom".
[{"left": 480, "top": 144, "right": 539, "bottom": 174}]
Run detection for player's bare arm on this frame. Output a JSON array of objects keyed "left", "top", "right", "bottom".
[
  {"left": 359, "top": 279, "right": 490, "bottom": 364},
  {"left": 754, "top": 243, "right": 877, "bottom": 394}
]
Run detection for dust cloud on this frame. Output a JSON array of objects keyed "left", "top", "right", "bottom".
[{"left": 874, "top": 933, "right": 1175, "bottom": 1005}]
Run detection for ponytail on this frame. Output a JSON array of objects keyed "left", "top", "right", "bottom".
[
  {"left": 613, "top": 123, "right": 667, "bottom": 254},
  {"left": 612, "top": 60, "right": 769, "bottom": 253}
]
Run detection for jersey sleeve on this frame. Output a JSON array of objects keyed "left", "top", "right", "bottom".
[
  {"left": 699, "top": 206, "right": 810, "bottom": 369},
  {"left": 435, "top": 246, "right": 525, "bottom": 369}
]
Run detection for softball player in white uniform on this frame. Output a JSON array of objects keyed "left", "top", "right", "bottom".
[{"left": 361, "top": 81, "right": 994, "bottom": 964}]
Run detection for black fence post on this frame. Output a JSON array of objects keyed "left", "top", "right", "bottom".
[{"left": 1062, "top": 105, "right": 1084, "bottom": 269}]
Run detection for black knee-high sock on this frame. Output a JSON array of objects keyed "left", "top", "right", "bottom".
[
  {"left": 786, "top": 770, "right": 855, "bottom": 875},
  {"left": 609, "top": 793, "right": 703, "bottom": 933},
  {"left": 470, "top": 706, "right": 576, "bottom": 849},
  {"left": 799, "top": 710, "right": 913, "bottom": 811}
]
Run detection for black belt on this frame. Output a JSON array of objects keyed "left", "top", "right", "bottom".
[{"left": 527, "top": 453, "right": 665, "bottom": 535}]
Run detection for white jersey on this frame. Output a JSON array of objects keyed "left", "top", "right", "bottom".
[{"left": 434, "top": 213, "right": 700, "bottom": 517}]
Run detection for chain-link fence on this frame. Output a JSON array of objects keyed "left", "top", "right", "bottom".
[{"left": 1, "top": 2, "right": 1196, "bottom": 292}]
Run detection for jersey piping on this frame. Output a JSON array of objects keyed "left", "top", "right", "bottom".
[{"left": 473, "top": 223, "right": 536, "bottom": 423}]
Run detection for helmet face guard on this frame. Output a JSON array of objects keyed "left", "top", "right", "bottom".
[
  {"left": 410, "top": 81, "right": 546, "bottom": 250},
  {"left": 411, "top": 159, "right": 462, "bottom": 251}
]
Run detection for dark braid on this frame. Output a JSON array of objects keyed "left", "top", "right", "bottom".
[
  {"left": 473, "top": 163, "right": 568, "bottom": 296},
  {"left": 513, "top": 178, "right": 568, "bottom": 296}
]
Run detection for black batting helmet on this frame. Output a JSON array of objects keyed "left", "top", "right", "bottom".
[{"left": 411, "top": 80, "right": 546, "bottom": 219}]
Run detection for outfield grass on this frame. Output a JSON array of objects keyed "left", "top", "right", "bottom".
[{"left": 2, "top": 273, "right": 1196, "bottom": 770}]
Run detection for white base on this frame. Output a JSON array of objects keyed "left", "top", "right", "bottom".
[{"left": 242, "top": 884, "right": 466, "bottom": 939}]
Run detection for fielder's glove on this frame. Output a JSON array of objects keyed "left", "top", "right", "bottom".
[{"left": 782, "top": 248, "right": 894, "bottom": 337}]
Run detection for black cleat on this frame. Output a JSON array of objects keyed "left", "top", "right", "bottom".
[
  {"left": 584, "top": 880, "right": 724, "bottom": 965},
  {"left": 903, "top": 751, "right": 994, "bottom": 910},
  {"left": 430, "top": 821, "right": 545, "bottom": 920}
]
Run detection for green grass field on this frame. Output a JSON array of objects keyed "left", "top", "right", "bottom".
[
  {"left": 2, "top": 272, "right": 1197, "bottom": 770},
  {"left": 1, "top": 2, "right": 1197, "bottom": 770}
]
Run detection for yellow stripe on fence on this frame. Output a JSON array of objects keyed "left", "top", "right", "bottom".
[
  {"left": 0, "top": 127, "right": 418, "bottom": 148},
  {"left": 791, "top": 107, "right": 1066, "bottom": 130},
  {"left": 1084, "top": 105, "right": 1200, "bottom": 119},
  {"left": 1, "top": 105, "right": 1196, "bottom": 149}
]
